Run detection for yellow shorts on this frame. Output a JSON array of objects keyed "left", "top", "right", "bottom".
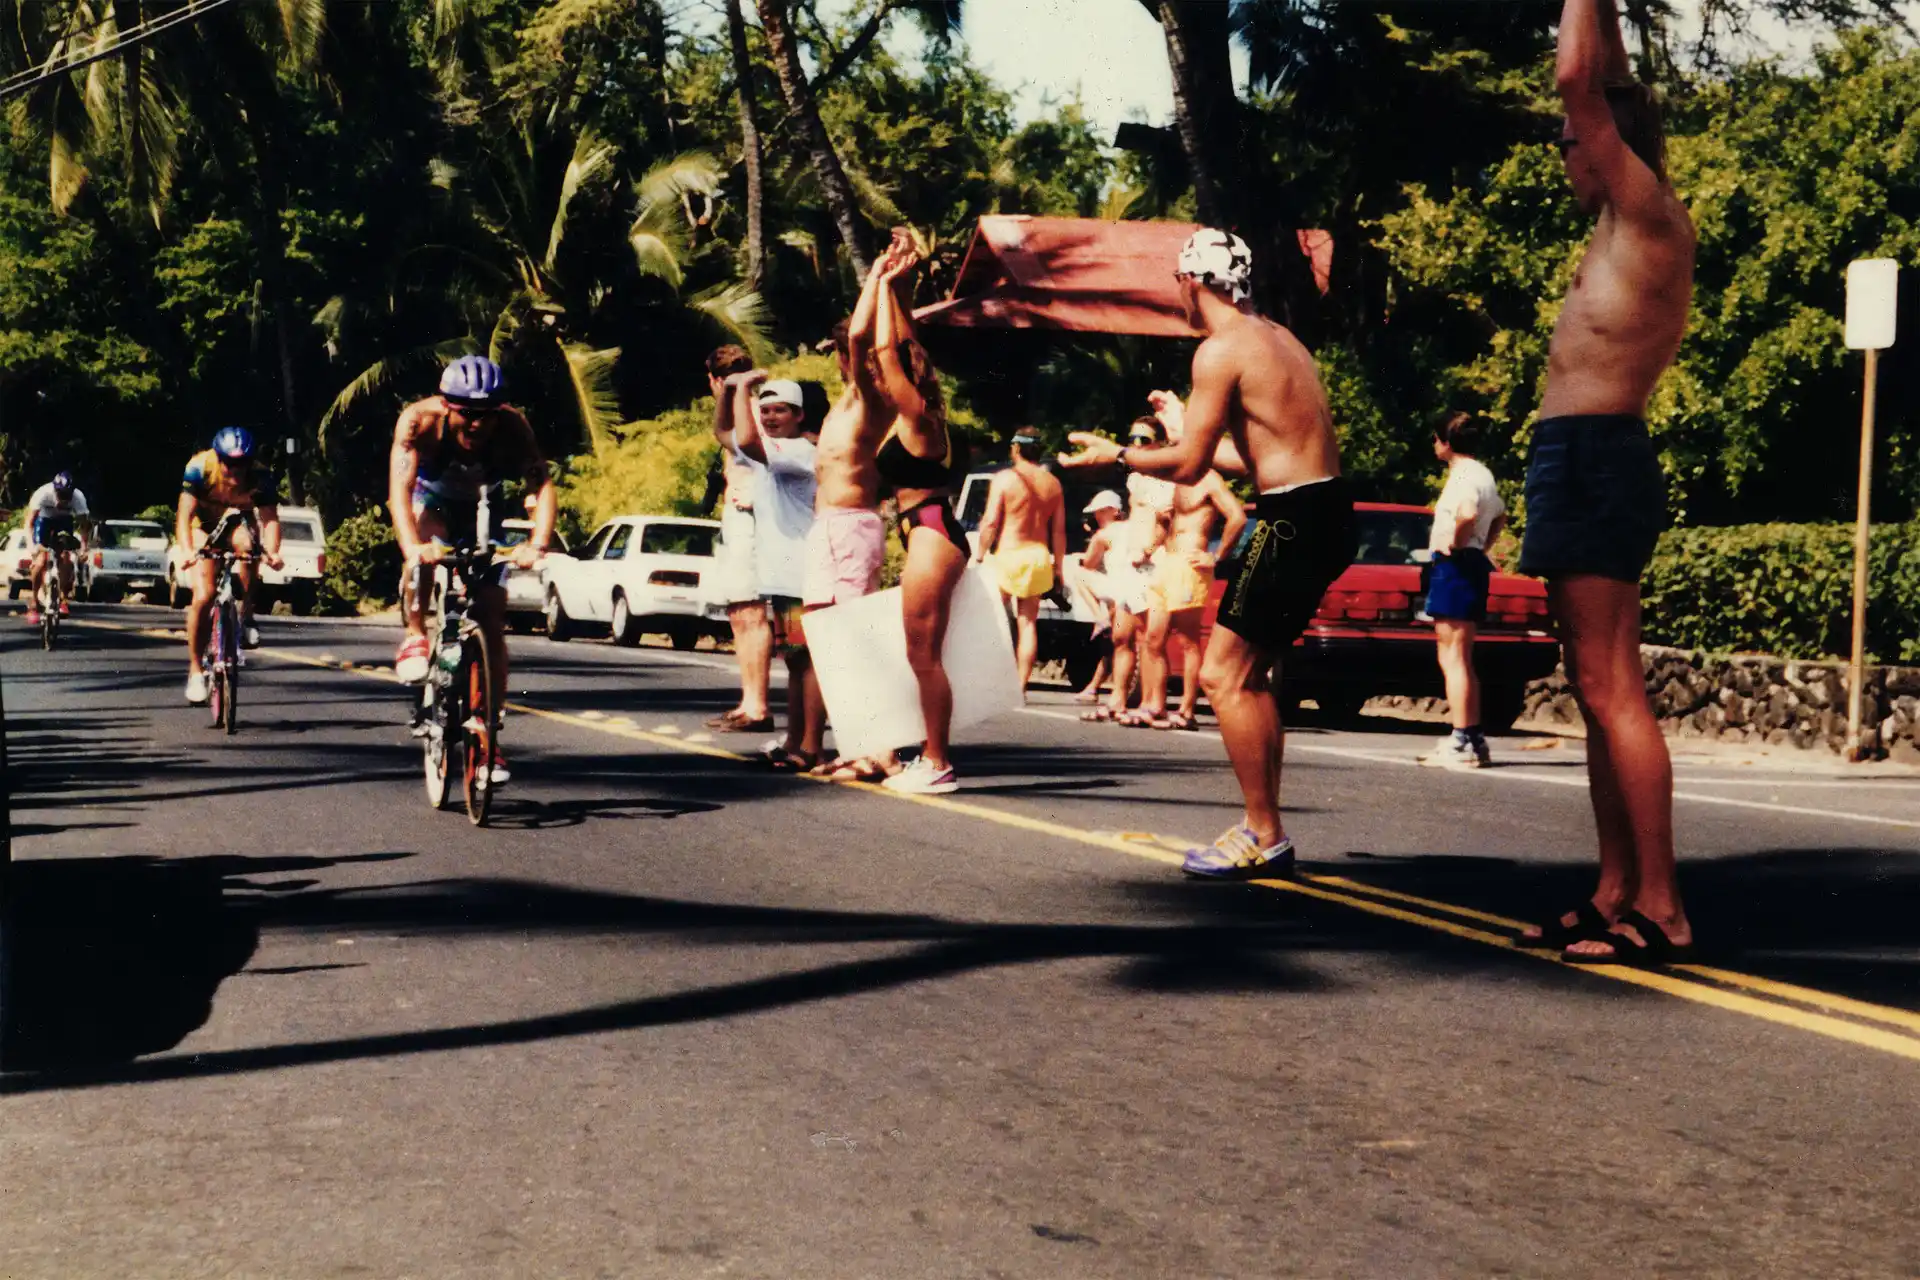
[
  {"left": 990, "top": 544, "right": 1055, "bottom": 600},
  {"left": 1145, "top": 552, "right": 1210, "bottom": 612}
]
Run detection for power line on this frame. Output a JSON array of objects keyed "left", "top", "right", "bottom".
[{"left": 0, "top": 0, "right": 242, "bottom": 104}]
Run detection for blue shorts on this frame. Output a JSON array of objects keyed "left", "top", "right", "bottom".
[
  {"left": 1517, "top": 415, "right": 1666, "bottom": 584},
  {"left": 1424, "top": 548, "right": 1492, "bottom": 622},
  {"left": 31, "top": 514, "right": 77, "bottom": 549}
]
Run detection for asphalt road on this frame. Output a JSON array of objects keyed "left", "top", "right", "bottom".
[{"left": 3, "top": 603, "right": 1919, "bottom": 1279}]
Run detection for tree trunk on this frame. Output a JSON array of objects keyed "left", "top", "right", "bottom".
[
  {"left": 726, "top": 0, "right": 767, "bottom": 291},
  {"left": 1151, "top": 0, "right": 1323, "bottom": 345},
  {"left": 755, "top": 0, "right": 872, "bottom": 278}
]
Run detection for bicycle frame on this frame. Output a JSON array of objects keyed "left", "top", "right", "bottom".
[{"left": 414, "top": 494, "right": 504, "bottom": 824}]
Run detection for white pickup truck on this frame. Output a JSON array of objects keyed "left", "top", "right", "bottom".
[
  {"left": 88, "top": 519, "right": 171, "bottom": 604},
  {"left": 166, "top": 504, "right": 327, "bottom": 613}
]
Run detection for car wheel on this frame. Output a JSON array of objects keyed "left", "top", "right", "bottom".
[
  {"left": 545, "top": 590, "right": 576, "bottom": 642},
  {"left": 287, "top": 584, "right": 317, "bottom": 616},
  {"left": 670, "top": 626, "right": 698, "bottom": 651},
  {"left": 1480, "top": 683, "right": 1530, "bottom": 732},
  {"left": 6, "top": 583, "right": 18, "bottom": 601},
  {"left": 1062, "top": 644, "right": 1102, "bottom": 692},
  {"left": 610, "top": 593, "right": 639, "bottom": 647}
]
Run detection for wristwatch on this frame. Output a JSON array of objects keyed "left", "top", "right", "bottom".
[{"left": 1117, "top": 446, "right": 1130, "bottom": 470}]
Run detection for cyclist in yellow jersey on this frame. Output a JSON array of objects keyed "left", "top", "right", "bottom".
[{"left": 178, "top": 427, "right": 283, "bottom": 705}]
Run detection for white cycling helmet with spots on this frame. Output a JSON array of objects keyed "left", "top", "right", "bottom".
[{"left": 1175, "top": 228, "right": 1254, "bottom": 305}]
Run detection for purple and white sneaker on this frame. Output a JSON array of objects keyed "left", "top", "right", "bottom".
[
  {"left": 882, "top": 756, "right": 958, "bottom": 795},
  {"left": 1181, "top": 825, "right": 1295, "bottom": 879}
]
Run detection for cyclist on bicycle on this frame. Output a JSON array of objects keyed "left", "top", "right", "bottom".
[
  {"left": 178, "top": 427, "right": 284, "bottom": 705},
  {"left": 390, "top": 355, "right": 555, "bottom": 785},
  {"left": 24, "top": 471, "right": 90, "bottom": 626}
]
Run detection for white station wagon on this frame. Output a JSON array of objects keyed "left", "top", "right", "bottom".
[{"left": 540, "top": 515, "right": 720, "bottom": 649}]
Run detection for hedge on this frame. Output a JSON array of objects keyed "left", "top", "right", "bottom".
[
  {"left": 318, "top": 508, "right": 403, "bottom": 616},
  {"left": 1641, "top": 520, "right": 1920, "bottom": 662}
]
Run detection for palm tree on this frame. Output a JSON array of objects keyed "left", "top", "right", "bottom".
[
  {"left": 320, "top": 136, "right": 767, "bottom": 460},
  {"left": 725, "top": 0, "right": 768, "bottom": 290},
  {"left": 754, "top": 0, "right": 874, "bottom": 277}
]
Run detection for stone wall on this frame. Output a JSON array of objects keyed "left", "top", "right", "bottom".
[{"left": 1516, "top": 647, "right": 1920, "bottom": 761}]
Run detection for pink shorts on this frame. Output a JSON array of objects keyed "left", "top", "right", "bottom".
[{"left": 803, "top": 507, "right": 886, "bottom": 607}]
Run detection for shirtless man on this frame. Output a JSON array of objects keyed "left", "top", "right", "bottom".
[
  {"left": 1063, "top": 229, "right": 1354, "bottom": 878},
  {"left": 1517, "top": 0, "right": 1696, "bottom": 965},
  {"left": 972, "top": 432, "right": 1066, "bottom": 697},
  {"left": 1133, "top": 390, "right": 1246, "bottom": 731}
]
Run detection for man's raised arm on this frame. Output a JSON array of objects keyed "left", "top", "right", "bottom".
[{"left": 1556, "top": 0, "right": 1665, "bottom": 218}]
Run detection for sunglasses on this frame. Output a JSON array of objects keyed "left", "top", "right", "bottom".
[
  {"left": 1128, "top": 434, "right": 1157, "bottom": 446},
  {"left": 1553, "top": 137, "right": 1579, "bottom": 155}
]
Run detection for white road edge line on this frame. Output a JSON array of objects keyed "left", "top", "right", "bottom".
[{"left": 1016, "top": 707, "right": 1920, "bottom": 832}]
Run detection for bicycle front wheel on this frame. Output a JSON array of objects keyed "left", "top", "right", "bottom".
[
  {"left": 217, "top": 602, "right": 240, "bottom": 734},
  {"left": 423, "top": 680, "right": 454, "bottom": 810},
  {"left": 461, "top": 635, "right": 495, "bottom": 827}
]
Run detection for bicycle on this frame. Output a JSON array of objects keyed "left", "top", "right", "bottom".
[
  {"left": 412, "top": 527, "right": 504, "bottom": 827},
  {"left": 31, "top": 533, "right": 79, "bottom": 652},
  {"left": 192, "top": 513, "right": 259, "bottom": 736}
]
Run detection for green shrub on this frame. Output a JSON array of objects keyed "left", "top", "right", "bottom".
[
  {"left": 318, "top": 508, "right": 402, "bottom": 616},
  {"left": 1641, "top": 521, "right": 1920, "bottom": 662}
]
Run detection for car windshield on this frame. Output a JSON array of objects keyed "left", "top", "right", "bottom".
[
  {"left": 100, "top": 523, "right": 168, "bottom": 549},
  {"left": 639, "top": 523, "right": 716, "bottom": 557},
  {"left": 278, "top": 520, "right": 319, "bottom": 543},
  {"left": 1352, "top": 510, "right": 1432, "bottom": 566}
]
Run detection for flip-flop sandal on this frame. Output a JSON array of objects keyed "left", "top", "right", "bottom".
[
  {"left": 1074, "top": 691, "right": 1102, "bottom": 705},
  {"left": 1081, "top": 707, "right": 1118, "bottom": 723},
  {"left": 705, "top": 711, "right": 748, "bottom": 729},
  {"left": 1513, "top": 901, "right": 1612, "bottom": 950},
  {"left": 828, "top": 760, "right": 887, "bottom": 783},
  {"left": 760, "top": 746, "right": 816, "bottom": 773},
  {"left": 716, "top": 716, "right": 776, "bottom": 733},
  {"left": 1562, "top": 909, "right": 1697, "bottom": 966},
  {"left": 1118, "top": 710, "right": 1159, "bottom": 728},
  {"left": 1153, "top": 712, "right": 1198, "bottom": 731}
]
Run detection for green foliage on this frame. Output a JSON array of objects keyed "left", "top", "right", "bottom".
[
  {"left": 318, "top": 508, "right": 403, "bottom": 616},
  {"left": 1642, "top": 520, "right": 1920, "bottom": 662},
  {"left": 559, "top": 351, "right": 840, "bottom": 534}
]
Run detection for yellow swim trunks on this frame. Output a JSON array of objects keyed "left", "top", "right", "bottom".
[
  {"left": 1145, "top": 552, "right": 1210, "bottom": 612},
  {"left": 990, "top": 543, "right": 1055, "bottom": 600}
]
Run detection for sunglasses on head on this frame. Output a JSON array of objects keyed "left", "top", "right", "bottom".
[
  {"left": 1553, "top": 136, "right": 1579, "bottom": 155},
  {"left": 1128, "top": 435, "right": 1156, "bottom": 446}
]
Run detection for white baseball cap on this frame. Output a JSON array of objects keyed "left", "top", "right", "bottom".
[
  {"left": 1083, "top": 490, "right": 1123, "bottom": 514},
  {"left": 756, "top": 378, "right": 804, "bottom": 409}
]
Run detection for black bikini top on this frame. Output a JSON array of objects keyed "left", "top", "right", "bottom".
[{"left": 876, "top": 423, "right": 968, "bottom": 492}]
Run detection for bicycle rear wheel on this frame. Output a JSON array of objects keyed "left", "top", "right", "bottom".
[
  {"left": 38, "top": 581, "right": 55, "bottom": 651},
  {"left": 461, "top": 635, "right": 495, "bottom": 827}
]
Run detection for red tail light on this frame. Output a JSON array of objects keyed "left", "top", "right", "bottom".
[
  {"left": 92, "top": 550, "right": 104, "bottom": 568},
  {"left": 316, "top": 552, "right": 327, "bottom": 574},
  {"left": 1316, "top": 589, "right": 1413, "bottom": 622}
]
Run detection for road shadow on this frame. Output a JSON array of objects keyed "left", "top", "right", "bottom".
[
  {"left": 0, "top": 851, "right": 411, "bottom": 1071},
  {"left": 1324, "top": 845, "right": 1920, "bottom": 1012}
]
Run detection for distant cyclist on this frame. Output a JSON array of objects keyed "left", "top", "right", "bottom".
[
  {"left": 24, "top": 471, "right": 90, "bottom": 626},
  {"left": 390, "top": 355, "right": 556, "bottom": 786},
  {"left": 178, "top": 428, "right": 284, "bottom": 705}
]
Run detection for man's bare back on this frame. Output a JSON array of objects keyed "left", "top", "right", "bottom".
[
  {"left": 1540, "top": 198, "right": 1694, "bottom": 419},
  {"left": 991, "top": 460, "right": 1062, "bottom": 549},
  {"left": 1190, "top": 313, "right": 1341, "bottom": 492}
]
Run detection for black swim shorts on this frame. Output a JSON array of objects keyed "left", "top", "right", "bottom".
[
  {"left": 1517, "top": 415, "right": 1667, "bottom": 584},
  {"left": 1216, "top": 477, "right": 1357, "bottom": 656}
]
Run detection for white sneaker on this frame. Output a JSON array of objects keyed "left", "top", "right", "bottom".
[
  {"left": 881, "top": 756, "right": 958, "bottom": 795},
  {"left": 1419, "top": 735, "right": 1490, "bottom": 769},
  {"left": 185, "top": 671, "right": 209, "bottom": 705},
  {"left": 242, "top": 621, "right": 261, "bottom": 649}
]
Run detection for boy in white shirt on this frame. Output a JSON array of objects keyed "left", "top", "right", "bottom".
[{"left": 1420, "top": 412, "right": 1507, "bottom": 768}]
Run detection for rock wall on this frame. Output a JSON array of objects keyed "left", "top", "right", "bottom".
[{"left": 1516, "top": 647, "right": 1920, "bottom": 760}]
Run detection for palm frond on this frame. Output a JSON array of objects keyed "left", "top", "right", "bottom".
[
  {"left": 627, "top": 228, "right": 686, "bottom": 290},
  {"left": 633, "top": 150, "right": 722, "bottom": 225},
  {"left": 843, "top": 160, "right": 906, "bottom": 226},
  {"left": 562, "top": 342, "right": 625, "bottom": 454},
  {"left": 545, "top": 131, "right": 619, "bottom": 272},
  {"left": 689, "top": 281, "right": 772, "bottom": 360},
  {"left": 279, "top": 0, "right": 328, "bottom": 70},
  {"left": 317, "top": 338, "right": 476, "bottom": 454}
]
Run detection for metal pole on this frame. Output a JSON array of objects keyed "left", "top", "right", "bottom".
[{"left": 1847, "top": 346, "right": 1879, "bottom": 761}]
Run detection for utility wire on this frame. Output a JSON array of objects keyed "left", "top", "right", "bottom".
[{"left": 0, "top": 0, "right": 241, "bottom": 104}]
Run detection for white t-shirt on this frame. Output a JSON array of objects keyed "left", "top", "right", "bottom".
[
  {"left": 1429, "top": 457, "right": 1504, "bottom": 553},
  {"left": 753, "top": 434, "right": 818, "bottom": 598},
  {"left": 27, "top": 483, "right": 88, "bottom": 520}
]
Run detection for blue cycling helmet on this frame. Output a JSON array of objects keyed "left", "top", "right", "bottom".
[
  {"left": 52, "top": 471, "right": 74, "bottom": 495},
  {"left": 439, "top": 355, "right": 505, "bottom": 407},
  {"left": 212, "top": 427, "right": 255, "bottom": 461}
]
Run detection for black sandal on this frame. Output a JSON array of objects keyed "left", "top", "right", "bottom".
[
  {"left": 759, "top": 746, "right": 817, "bottom": 773},
  {"left": 1562, "top": 909, "right": 1696, "bottom": 967},
  {"left": 1514, "top": 901, "right": 1612, "bottom": 950}
]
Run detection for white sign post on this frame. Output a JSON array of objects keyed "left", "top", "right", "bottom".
[{"left": 1844, "top": 258, "right": 1898, "bottom": 761}]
